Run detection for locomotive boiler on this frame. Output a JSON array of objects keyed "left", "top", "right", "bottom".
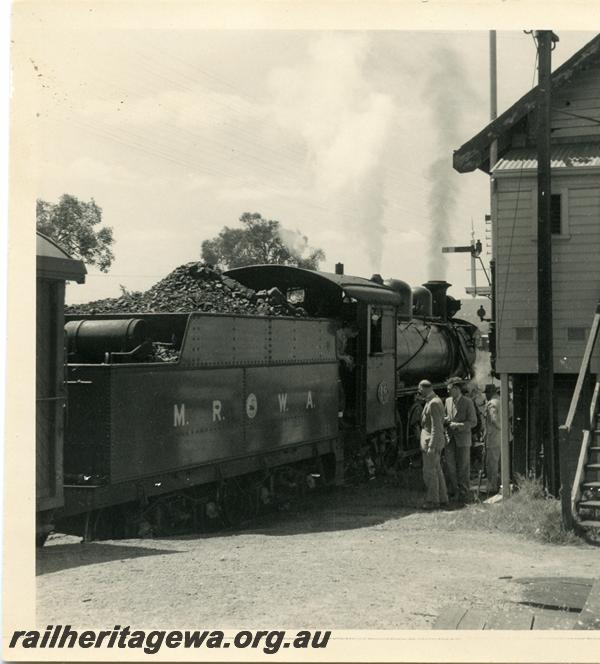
[{"left": 389, "top": 279, "right": 477, "bottom": 386}]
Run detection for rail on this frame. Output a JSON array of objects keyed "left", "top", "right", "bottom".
[{"left": 558, "top": 301, "right": 600, "bottom": 529}]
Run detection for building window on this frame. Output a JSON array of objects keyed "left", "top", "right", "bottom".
[
  {"left": 567, "top": 327, "right": 587, "bottom": 342},
  {"left": 531, "top": 188, "right": 570, "bottom": 238},
  {"left": 551, "top": 194, "right": 562, "bottom": 234},
  {"left": 515, "top": 327, "right": 535, "bottom": 342}
]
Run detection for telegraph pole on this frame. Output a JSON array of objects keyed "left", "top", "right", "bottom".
[
  {"left": 489, "top": 30, "right": 511, "bottom": 499},
  {"left": 535, "top": 30, "right": 559, "bottom": 493}
]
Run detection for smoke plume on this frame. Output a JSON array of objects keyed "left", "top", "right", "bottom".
[
  {"left": 423, "top": 46, "right": 469, "bottom": 280},
  {"left": 268, "top": 34, "right": 394, "bottom": 272},
  {"left": 277, "top": 225, "right": 321, "bottom": 264},
  {"left": 472, "top": 348, "right": 492, "bottom": 389}
]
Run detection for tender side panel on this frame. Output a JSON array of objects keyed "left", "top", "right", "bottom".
[
  {"left": 65, "top": 315, "right": 339, "bottom": 486},
  {"left": 107, "top": 363, "right": 339, "bottom": 483},
  {"left": 270, "top": 318, "right": 335, "bottom": 363},
  {"left": 179, "top": 314, "right": 336, "bottom": 366},
  {"left": 109, "top": 366, "right": 245, "bottom": 483},
  {"left": 244, "top": 363, "right": 339, "bottom": 452},
  {"left": 180, "top": 314, "right": 269, "bottom": 367},
  {"left": 64, "top": 365, "right": 112, "bottom": 479}
]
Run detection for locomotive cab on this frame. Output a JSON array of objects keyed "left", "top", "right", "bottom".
[
  {"left": 351, "top": 302, "right": 397, "bottom": 433},
  {"left": 226, "top": 265, "right": 403, "bottom": 437}
]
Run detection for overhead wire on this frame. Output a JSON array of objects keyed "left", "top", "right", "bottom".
[
  {"left": 43, "top": 52, "right": 436, "bottom": 215},
  {"left": 39, "top": 33, "right": 439, "bottom": 271},
  {"left": 115, "top": 38, "right": 435, "bottom": 197}
]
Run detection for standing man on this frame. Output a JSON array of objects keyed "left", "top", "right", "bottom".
[
  {"left": 485, "top": 385, "right": 502, "bottom": 495},
  {"left": 418, "top": 379, "right": 448, "bottom": 510},
  {"left": 467, "top": 381, "right": 487, "bottom": 478},
  {"left": 335, "top": 321, "right": 359, "bottom": 422},
  {"left": 444, "top": 377, "right": 478, "bottom": 504}
]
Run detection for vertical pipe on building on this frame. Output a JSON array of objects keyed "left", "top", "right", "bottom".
[
  {"left": 535, "top": 31, "right": 558, "bottom": 494},
  {"left": 500, "top": 373, "right": 511, "bottom": 499}
]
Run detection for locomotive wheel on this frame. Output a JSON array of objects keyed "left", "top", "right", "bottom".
[{"left": 383, "top": 427, "right": 402, "bottom": 473}]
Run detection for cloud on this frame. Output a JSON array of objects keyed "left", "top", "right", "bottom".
[{"left": 65, "top": 156, "right": 143, "bottom": 186}]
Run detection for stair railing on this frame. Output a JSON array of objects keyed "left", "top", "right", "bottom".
[{"left": 558, "top": 302, "right": 600, "bottom": 529}]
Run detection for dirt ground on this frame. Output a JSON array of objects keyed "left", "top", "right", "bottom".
[{"left": 37, "top": 478, "right": 599, "bottom": 630}]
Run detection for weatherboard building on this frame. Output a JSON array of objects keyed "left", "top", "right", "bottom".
[{"left": 453, "top": 35, "right": 600, "bottom": 495}]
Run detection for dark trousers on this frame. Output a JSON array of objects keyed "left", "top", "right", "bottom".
[{"left": 444, "top": 439, "right": 471, "bottom": 501}]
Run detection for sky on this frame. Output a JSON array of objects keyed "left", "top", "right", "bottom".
[{"left": 18, "top": 24, "right": 597, "bottom": 304}]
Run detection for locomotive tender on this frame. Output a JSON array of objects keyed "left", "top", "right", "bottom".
[{"left": 37, "top": 256, "right": 478, "bottom": 541}]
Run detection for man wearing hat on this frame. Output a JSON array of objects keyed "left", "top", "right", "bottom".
[
  {"left": 418, "top": 379, "right": 448, "bottom": 509},
  {"left": 444, "top": 377, "right": 478, "bottom": 504},
  {"left": 484, "top": 385, "right": 502, "bottom": 494}
]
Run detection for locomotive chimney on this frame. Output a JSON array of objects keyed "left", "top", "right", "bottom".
[
  {"left": 335, "top": 262, "right": 344, "bottom": 275},
  {"left": 423, "top": 280, "right": 451, "bottom": 321}
]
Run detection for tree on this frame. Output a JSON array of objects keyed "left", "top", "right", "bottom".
[
  {"left": 36, "top": 194, "right": 115, "bottom": 272},
  {"left": 201, "top": 212, "right": 325, "bottom": 271}
]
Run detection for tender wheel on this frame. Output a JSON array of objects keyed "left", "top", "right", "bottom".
[
  {"left": 218, "top": 479, "right": 253, "bottom": 527},
  {"left": 36, "top": 531, "right": 50, "bottom": 548}
]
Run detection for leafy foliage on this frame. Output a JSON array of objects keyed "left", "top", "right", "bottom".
[
  {"left": 36, "top": 194, "right": 115, "bottom": 272},
  {"left": 201, "top": 212, "right": 325, "bottom": 271}
]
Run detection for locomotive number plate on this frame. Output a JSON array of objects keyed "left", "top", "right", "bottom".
[{"left": 377, "top": 380, "right": 390, "bottom": 405}]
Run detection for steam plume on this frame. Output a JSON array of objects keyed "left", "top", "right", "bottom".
[
  {"left": 472, "top": 348, "right": 492, "bottom": 389},
  {"left": 424, "top": 46, "right": 469, "bottom": 280},
  {"left": 269, "top": 34, "right": 394, "bottom": 272}
]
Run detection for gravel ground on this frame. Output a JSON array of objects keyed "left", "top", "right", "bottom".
[{"left": 37, "top": 478, "right": 599, "bottom": 630}]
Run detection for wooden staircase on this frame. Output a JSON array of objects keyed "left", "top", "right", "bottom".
[
  {"left": 576, "top": 393, "right": 600, "bottom": 529},
  {"left": 559, "top": 302, "right": 600, "bottom": 533}
]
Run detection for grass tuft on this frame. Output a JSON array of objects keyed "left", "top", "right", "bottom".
[{"left": 434, "top": 476, "right": 583, "bottom": 546}]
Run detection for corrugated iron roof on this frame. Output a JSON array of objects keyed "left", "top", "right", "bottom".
[{"left": 492, "top": 143, "right": 600, "bottom": 172}]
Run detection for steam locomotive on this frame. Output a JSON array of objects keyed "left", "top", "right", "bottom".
[{"left": 37, "top": 245, "right": 478, "bottom": 542}]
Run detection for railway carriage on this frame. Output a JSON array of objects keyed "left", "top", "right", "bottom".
[{"left": 36, "top": 233, "right": 86, "bottom": 543}]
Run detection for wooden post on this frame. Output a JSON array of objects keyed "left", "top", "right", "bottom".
[
  {"left": 559, "top": 425, "right": 574, "bottom": 530},
  {"left": 501, "top": 372, "right": 511, "bottom": 498},
  {"left": 535, "top": 30, "right": 559, "bottom": 493},
  {"left": 489, "top": 31, "right": 498, "bottom": 374},
  {"left": 489, "top": 30, "right": 498, "bottom": 165}
]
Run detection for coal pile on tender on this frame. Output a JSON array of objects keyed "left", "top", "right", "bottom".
[
  {"left": 65, "top": 263, "right": 307, "bottom": 363},
  {"left": 65, "top": 262, "right": 307, "bottom": 317}
]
